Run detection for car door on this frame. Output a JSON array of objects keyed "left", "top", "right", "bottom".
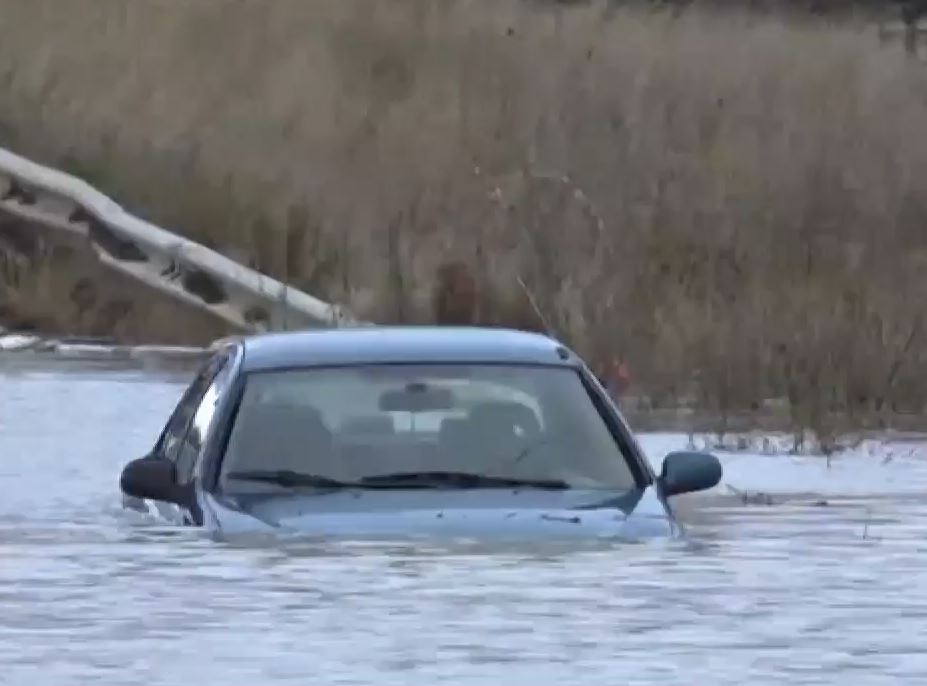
[
  {"left": 170, "top": 351, "right": 236, "bottom": 525},
  {"left": 144, "top": 350, "right": 232, "bottom": 523}
]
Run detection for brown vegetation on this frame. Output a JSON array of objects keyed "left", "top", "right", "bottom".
[
  {"left": 1, "top": 0, "right": 926, "bottom": 440},
  {"left": 0, "top": 218, "right": 228, "bottom": 345}
]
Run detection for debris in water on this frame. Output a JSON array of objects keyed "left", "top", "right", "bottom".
[
  {"left": 540, "top": 514, "right": 581, "bottom": 524},
  {"left": 726, "top": 484, "right": 775, "bottom": 506}
]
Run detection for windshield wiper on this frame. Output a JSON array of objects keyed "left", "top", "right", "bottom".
[
  {"left": 226, "top": 470, "right": 569, "bottom": 491},
  {"left": 359, "top": 471, "right": 569, "bottom": 490},
  {"left": 226, "top": 470, "right": 429, "bottom": 490}
]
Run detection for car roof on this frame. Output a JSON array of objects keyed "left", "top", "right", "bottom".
[{"left": 237, "top": 326, "right": 581, "bottom": 372}]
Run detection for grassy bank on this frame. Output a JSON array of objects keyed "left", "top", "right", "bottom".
[{"left": 1, "top": 0, "right": 926, "bottom": 440}]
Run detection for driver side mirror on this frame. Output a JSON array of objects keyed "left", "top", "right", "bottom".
[
  {"left": 659, "top": 451, "right": 722, "bottom": 497},
  {"left": 119, "top": 454, "right": 185, "bottom": 505}
]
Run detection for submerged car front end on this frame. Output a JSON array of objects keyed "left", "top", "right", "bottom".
[
  {"left": 120, "top": 327, "right": 722, "bottom": 542},
  {"left": 197, "top": 483, "right": 679, "bottom": 540}
]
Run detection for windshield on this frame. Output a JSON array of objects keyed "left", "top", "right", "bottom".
[{"left": 218, "top": 364, "right": 637, "bottom": 494}]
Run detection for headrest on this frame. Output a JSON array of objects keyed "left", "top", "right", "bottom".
[
  {"left": 468, "top": 401, "right": 540, "bottom": 433},
  {"left": 439, "top": 416, "right": 469, "bottom": 437},
  {"left": 340, "top": 414, "right": 396, "bottom": 435}
]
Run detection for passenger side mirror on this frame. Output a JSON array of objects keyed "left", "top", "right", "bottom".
[
  {"left": 119, "top": 455, "right": 185, "bottom": 505},
  {"left": 659, "top": 451, "right": 722, "bottom": 497}
]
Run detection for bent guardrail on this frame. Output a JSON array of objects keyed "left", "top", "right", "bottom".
[{"left": 0, "top": 146, "right": 366, "bottom": 333}]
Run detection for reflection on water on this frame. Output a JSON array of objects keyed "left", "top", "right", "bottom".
[{"left": 1, "top": 359, "right": 926, "bottom": 685}]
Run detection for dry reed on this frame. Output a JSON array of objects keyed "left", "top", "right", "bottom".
[{"left": 1, "top": 0, "right": 926, "bottom": 440}]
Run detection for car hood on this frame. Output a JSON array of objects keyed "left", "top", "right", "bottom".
[{"left": 199, "top": 485, "right": 677, "bottom": 540}]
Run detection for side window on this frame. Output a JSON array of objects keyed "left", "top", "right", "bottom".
[
  {"left": 156, "top": 352, "right": 229, "bottom": 464},
  {"left": 174, "top": 356, "right": 234, "bottom": 485}
]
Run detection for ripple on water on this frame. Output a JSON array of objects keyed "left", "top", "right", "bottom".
[{"left": 1, "top": 360, "right": 927, "bottom": 685}]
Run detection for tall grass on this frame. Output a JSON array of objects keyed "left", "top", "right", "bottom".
[{"left": 1, "top": 0, "right": 926, "bottom": 439}]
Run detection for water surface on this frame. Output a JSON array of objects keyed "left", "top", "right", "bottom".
[{"left": 1, "top": 357, "right": 926, "bottom": 685}]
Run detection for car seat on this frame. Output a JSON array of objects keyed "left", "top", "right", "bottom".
[
  {"left": 339, "top": 414, "right": 396, "bottom": 436},
  {"left": 437, "top": 416, "right": 471, "bottom": 467},
  {"left": 461, "top": 401, "right": 542, "bottom": 472},
  {"left": 468, "top": 401, "right": 541, "bottom": 438},
  {"left": 224, "top": 400, "right": 337, "bottom": 482}
]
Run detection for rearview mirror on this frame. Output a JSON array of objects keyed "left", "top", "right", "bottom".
[
  {"left": 379, "top": 383, "right": 455, "bottom": 412},
  {"left": 659, "top": 451, "right": 722, "bottom": 498},
  {"left": 119, "top": 455, "right": 185, "bottom": 505}
]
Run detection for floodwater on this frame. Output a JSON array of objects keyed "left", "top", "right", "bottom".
[{"left": 2, "top": 354, "right": 927, "bottom": 685}]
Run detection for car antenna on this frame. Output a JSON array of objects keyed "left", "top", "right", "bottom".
[{"left": 515, "top": 274, "right": 557, "bottom": 339}]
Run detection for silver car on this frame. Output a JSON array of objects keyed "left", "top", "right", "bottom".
[{"left": 119, "top": 326, "right": 721, "bottom": 540}]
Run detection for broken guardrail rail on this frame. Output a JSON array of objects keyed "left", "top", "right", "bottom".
[{"left": 0, "top": 145, "right": 367, "bottom": 335}]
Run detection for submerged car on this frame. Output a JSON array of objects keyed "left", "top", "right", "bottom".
[{"left": 119, "top": 326, "right": 722, "bottom": 539}]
